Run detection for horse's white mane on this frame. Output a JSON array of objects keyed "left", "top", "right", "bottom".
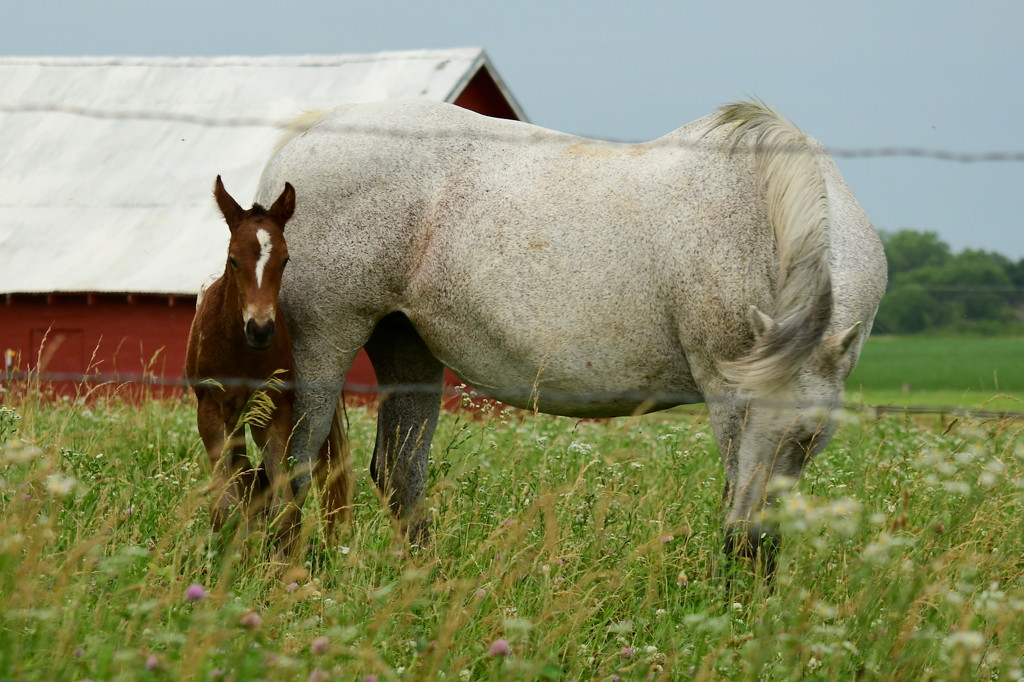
[{"left": 712, "top": 101, "right": 833, "bottom": 395}]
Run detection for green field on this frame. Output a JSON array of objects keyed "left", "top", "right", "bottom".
[
  {"left": 846, "top": 335, "right": 1023, "bottom": 412},
  {"left": 1, "top": 389, "right": 1023, "bottom": 681}
]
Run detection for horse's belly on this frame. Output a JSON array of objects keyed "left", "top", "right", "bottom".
[
  {"left": 408, "top": 312, "right": 700, "bottom": 418},
  {"left": 458, "top": 357, "right": 698, "bottom": 418}
]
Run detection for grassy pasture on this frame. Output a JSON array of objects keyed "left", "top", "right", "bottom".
[
  {"left": 1, "top": 385, "right": 1023, "bottom": 681},
  {"left": 847, "top": 335, "right": 1024, "bottom": 412}
]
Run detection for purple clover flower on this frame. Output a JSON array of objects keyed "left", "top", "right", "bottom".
[
  {"left": 488, "top": 639, "right": 511, "bottom": 657},
  {"left": 311, "top": 636, "right": 330, "bottom": 655},
  {"left": 185, "top": 583, "right": 206, "bottom": 601}
]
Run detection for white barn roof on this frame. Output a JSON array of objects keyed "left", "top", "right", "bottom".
[{"left": 0, "top": 49, "right": 525, "bottom": 295}]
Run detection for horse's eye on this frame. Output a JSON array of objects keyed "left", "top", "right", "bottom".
[{"left": 229, "top": 256, "right": 238, "bottom": 270}]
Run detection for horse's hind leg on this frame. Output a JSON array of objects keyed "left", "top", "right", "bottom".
[{"left": 364, "top": 313, "right": 444, "bottom": 546}]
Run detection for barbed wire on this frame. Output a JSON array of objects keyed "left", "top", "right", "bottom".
[
  {"left": 2, "top": 370, "right": 1021, "bottom": 421},
  {"left": 3, "top": 102, "right": 1024, "bottom": 163},
  {"left": 6, "top": 284, "right": 1024, "bottom": 299}
]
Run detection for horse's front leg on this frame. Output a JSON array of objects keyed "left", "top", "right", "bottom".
[
  {"left": 314, "top": 398, "right": 352, "bottom": 537},
  {"left": 706, "top": 388, "right": 782, "bottom": 575},
  {"left": 364, "top": 314, "right": 444, "bottom": 546}
]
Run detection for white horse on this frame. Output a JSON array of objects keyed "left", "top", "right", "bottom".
[{"left": 256, "top": 99, "right": 886, "bottom": 569}]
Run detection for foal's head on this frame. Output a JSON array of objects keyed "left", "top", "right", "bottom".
[{"left": 213, "top": 175, "right": 295, "bottom": 350}]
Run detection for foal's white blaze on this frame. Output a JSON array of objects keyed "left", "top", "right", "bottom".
[{"left": 255, "top": 228, "right": 272, "bottom": 289}]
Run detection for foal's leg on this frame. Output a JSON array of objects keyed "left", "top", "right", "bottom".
[
  {"left": 197, "top": 393, "right": 266, "bottom": 531},
  {"left": 364, "top": 313, "right": 444, "bottom": 546}
]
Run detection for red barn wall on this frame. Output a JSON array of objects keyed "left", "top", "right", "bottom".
[
  {"left": 1, "top": 294, "right": 457, "bottom": 401},
  {"left": 1, "top": 294, "right": 195, "bottom": 395},
  {"left": 452, "top": 67, "right": 520, "bottom": 121}
]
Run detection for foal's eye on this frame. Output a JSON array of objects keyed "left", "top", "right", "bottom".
[{"left": 229, "top": 256, "right": 238, "bottom": 270}]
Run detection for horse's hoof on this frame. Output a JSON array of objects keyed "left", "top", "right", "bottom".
[
  {"left": 723, "top": 523, "right": 779, "bottom": 579},
  {"left": 405, "top": 518, "right": 432, "bottom": 548}
]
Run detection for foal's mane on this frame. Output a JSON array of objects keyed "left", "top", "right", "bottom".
[{"left": 232, "top": 204, "right": 282, "bottom": 226}]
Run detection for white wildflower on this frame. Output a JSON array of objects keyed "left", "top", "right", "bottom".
[
  {"left": 45, "top": 473, "right": 76, "bottom": 497},
  {"left": 954, "top": 448, "right": 980, "bottom": 465},
  {"left": 567, "top": 441, "right": 592, "bottom": 456},
  {"left": 3, "top": 443, "right": 42, "bottom": 464},
  {"left": 979, "top": 459, "right": 1006, "bottom": 488},
  {"left": 945, "top": 630, "right": 985, "bottom": 650},
  {"left": 767, "top": 475, "right": 798, "bottom": 495},
  {"left": 975, "top": 582, "right": 1006, "bottom": 615},
  {"left": 862, "top": 532, "right": 912, "bottom": 564},
  {"left": 942, "top": 481, "right": 972, "bottom": 495}
]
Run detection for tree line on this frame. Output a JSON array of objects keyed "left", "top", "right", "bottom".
[{"left": 873, "top": 230, "right": 1024, "bottom": 334}]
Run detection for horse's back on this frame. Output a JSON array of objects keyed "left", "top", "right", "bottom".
[{"left": 260, "top": 100, "right": 880, "bottom": 414}]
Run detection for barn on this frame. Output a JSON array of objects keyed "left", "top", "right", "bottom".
[{"left": 0, "top": 49, "right": 526, "bottom": 396}]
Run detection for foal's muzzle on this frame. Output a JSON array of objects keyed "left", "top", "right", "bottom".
[{"left": 245, "top": 318, "right": 275, "bottom": 349}]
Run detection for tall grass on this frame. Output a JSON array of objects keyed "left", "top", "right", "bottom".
[{"left": 1, "top": 385, "right": 1023, "bottom": 680}]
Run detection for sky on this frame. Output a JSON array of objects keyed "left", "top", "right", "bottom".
[{"left": 7, "top": 0, "right": 1024, "bottom": 259}]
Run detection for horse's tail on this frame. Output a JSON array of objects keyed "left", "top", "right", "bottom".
[
  {"left": 271, "top": 109, "right": 330, "bottom": 160},
  {"left": 713, "top": 101, "right": 833, "bottom": 395},
  {"left": 321, "top": 396, "right": 353, "bottom": 529}
]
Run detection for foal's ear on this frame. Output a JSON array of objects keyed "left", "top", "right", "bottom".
[
  {"left": 213, "top": 175, "right": 245, "bottom": 229},
  {"left": 269, "top": 182, "right": 296, "bottom": 227}
]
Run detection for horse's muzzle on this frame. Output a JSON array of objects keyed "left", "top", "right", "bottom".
[{"left": 245, "top": 318, "right": 275, "bottom": 349}]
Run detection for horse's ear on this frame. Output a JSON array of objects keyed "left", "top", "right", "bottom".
[
  {"left": 269, "top": 182, "right": 296, "bottom": 227},
  {"left": 826, "top": 321, "right": 862, "bottom": 358},
  {"left": 214, "top": 175, "right": 244, "bottom": 230},
  {"left": 748, "top": 305, "right": 777, "bottom": 342}
]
